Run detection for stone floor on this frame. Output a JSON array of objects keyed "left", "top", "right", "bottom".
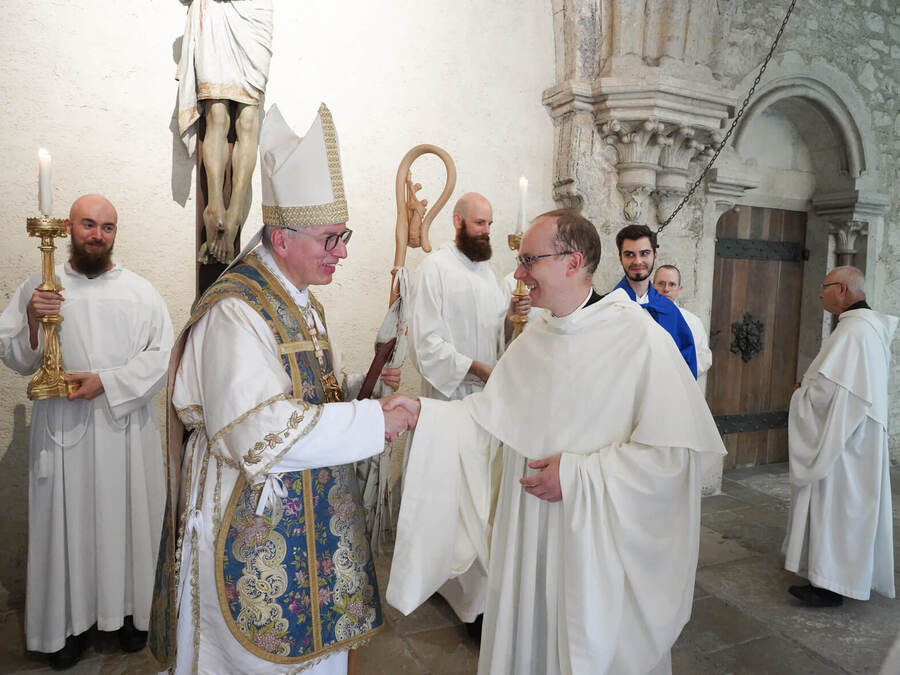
[{"left": 1, "top": 463, "right": 897, "bottom": 674}]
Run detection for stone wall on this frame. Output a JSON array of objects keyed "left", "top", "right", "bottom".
[
  {"left": 0, "top": 0, "right": 555, "bottom": 613},
  {"left": 709, "top": 0, "right": 900, "bottom": 455}
]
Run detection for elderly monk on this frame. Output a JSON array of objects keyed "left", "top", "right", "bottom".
[
  {"left": 784, "top": 266, "right": 896, "bottom": 606},
  {"left": 386, "top": 209, "right": 724, "bottom": 674}
]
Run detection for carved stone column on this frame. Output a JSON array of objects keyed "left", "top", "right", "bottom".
[{"left": 544, "top": 0, "right": 737, "bottom": 231}]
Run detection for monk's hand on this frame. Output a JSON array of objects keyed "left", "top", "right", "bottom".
[
  {"left": 26, "top": 289, "right": 64, "bottom": 348},
  {"left": 508, "top": 295, "right": 531, "bottom": 317},
  {"left": 380, "top": 394, "right": 421, "bottom": 441},
  {"left": 521, "top": 455, "right": 562, "bottom": 502},
  {"left": 65, "top": 372, "right": 104, "bottom": 401},
  {"left": 27, "top": 289, "right": 64, "bottom": 321},
  {"left": 380, "top": 367, "right": 401, "bottom": 390}
]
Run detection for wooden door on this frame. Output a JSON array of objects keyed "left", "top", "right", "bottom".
[{"left": 707, "top": 207, "right": 806, "bottom": 469}]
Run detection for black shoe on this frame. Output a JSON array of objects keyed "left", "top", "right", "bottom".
[
  {"left": 118, "top": 616, "right": 148, "bottom": 653},
  {"left": 789, "top": 583, "right": 844, "bottom": 607},
  {"left": 48, "top": 634, "right": 85, "bottom": 670},
  {"left": 465, "top": 614, "right": 483, "bottom": 642}
]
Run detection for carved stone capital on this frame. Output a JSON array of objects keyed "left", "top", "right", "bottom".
[
  {"left": 600, "top": 118, "right": 670, "bottom": 164},
  {"left": 829, "top": 219, "right": 868, "bottom": 256}
]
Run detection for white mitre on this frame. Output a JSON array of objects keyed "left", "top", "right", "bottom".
[
  {"left": 260, "top": 102, "right": 348, "bottom": 228},
  {"left": 229, "top": 102, "right": 349, "bottom": 267}
]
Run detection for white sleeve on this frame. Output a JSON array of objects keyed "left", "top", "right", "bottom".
[
  {"left": 0, "top": 276, "right": 43, "bottom": 375},
  {"left": 178, "top": 297, "right": 385, "bottom": 480},
  {"left": 558, "top": 443, "right": 699, "bottom": 674},
  {"left": 99, "top": 286, "right": 175, "bottom": 420}
]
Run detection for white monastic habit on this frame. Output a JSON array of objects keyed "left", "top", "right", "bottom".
[
  {"left": 783, "top": 307, "right": 897, "bottom": 600},
  {"left": 411, "top": 242, "right": 507, "bottom": 401},
  {"left": 389, "top": 289, "right": 726, "bottom": 675},
  {"left": 0, "top": 263, "right": 173, "bottom": 653},
  {"left": 170, "top": 248, "right": 384, "bottom": 675},
  {"left": 678, "top": 305, "right": 712, "bottom": 375},
  {"left": 408, "top": 241, "right": 508, "bottom": 621}
]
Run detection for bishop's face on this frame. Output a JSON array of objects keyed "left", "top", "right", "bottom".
[
  {"left": 273, "top": 222, "right": 349, "bottom": 288},
  {"left": 619, "top": 237, "right": 657, "bottom": 283}
]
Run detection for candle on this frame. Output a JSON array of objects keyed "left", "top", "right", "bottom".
[
  {"left": 516, "top": 175, "right": 528, "bottom": 234},
  {"left": 38, "top": 149, "right": 52, "bottom": 216}
]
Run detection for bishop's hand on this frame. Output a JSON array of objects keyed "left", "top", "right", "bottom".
[{"left": 380, "top": 394, "right": 421, "bottom": 441}]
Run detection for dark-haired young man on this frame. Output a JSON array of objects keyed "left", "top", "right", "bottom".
[{"left": 612, "top": 224, "right": 697, "bottom": 378}]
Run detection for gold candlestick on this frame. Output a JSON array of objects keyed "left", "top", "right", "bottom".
[
  {"left": 26, "top": 216, "right": 76, "bottom": 400},
  {"left": 507, "top": 232, "right": 529, "bottom": 340}
]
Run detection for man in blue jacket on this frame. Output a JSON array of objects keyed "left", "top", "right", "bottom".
[{"left": 611, "top": 224, "right": 697, "bottom": 378}]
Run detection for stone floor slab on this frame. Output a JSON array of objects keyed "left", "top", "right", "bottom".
[
  {"left": 403, "top": 625, "right": 479, "bottom": 674},
  {"left": 710, "top": 634, "right": 847, "bottom": 674},
  {"left": 698, "top": 526, "right": 758, "bottom": 568},
  {"left": 676, "top": 595, "right": 770, "bottom": 654},
  {"left": 701, "top": 508, "right": 786, "bottom": 556},
  {"left": 357, "top": 631, "right": 428, "bottom": 674},
  {"left": 697, "top": 553, "right": 900, "bottom": 674}
]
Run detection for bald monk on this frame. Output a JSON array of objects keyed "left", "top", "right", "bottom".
[
  {"left": 784, "top": 266, "right": 897, "bottom": 606},
  {"left": 0, "top": 194, "right": 174, "bottom": 668},
  {"left": 407, "top": 192, "right": 529, "bottom": 633}
]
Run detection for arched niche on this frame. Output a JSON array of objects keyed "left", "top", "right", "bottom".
[{"left": 702, "top": 64, "right": 884, "bottom": 475}]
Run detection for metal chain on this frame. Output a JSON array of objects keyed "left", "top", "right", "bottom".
[{"left": 657, "top": 0, "right": 798, "bottom": 236}]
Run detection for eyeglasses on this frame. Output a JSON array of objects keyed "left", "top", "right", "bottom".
[
  {"left": 283, "top": 227, "right": 353, "bottom": 251},
  {"left": 516, "top": 251, "right": 574, "bottom": 270},
  {"left": 821, "top": 281, "right": 843, "bottom": 291}
]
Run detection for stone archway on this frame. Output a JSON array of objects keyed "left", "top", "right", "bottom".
[{"left": 704, "top": 65, "right": 885, "bottom": 470}]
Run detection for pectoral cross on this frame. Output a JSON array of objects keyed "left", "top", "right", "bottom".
[{"left": 302, "top": 304, "right": 343, "bottom": 403}]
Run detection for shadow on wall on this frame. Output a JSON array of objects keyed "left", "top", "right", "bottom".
[
  {"left": 0, "top": 404, "right": 30, "bottom": 612},
  {"left": 171, "top": 36, "right": 193, "bottom": 207}
]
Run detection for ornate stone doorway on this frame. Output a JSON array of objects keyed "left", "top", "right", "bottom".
[{"left": 707, "top": 206, "right": 806, "bottom": 469}]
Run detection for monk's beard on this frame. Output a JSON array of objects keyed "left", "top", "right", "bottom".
[
  {"left": 69, "top": 240, "right": 114, "bottom": 277},
  {"left": 457, "top": 221, "right": 492, "bottom": 262}
]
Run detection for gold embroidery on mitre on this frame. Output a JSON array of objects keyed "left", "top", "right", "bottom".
[{"left": 261, "top": 104, "right": 349, "bottom": 228}]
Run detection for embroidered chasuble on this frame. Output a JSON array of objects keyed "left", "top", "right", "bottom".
[{"left": 150, "top": 251, "right": 383, "bottom": 673}]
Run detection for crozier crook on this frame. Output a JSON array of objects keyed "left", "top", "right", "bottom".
[{"left": 390, "top": 144, "right": 456, "bottom": 306}]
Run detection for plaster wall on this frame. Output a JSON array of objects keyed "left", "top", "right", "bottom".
[{"left": 0, "top": 0, "right": 555, "bottom": 613}]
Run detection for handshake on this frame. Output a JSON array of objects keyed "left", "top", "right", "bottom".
[{"left": 379, "top": 394, "right": 421, "bottom": 442}]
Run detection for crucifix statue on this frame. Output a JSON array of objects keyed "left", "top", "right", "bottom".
[{"left": 175, "top": 0, "right": 274, "bottom": 281}]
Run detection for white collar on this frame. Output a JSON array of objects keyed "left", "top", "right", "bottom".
[{"left": 257, "top": 247, "right": 310, "bottom": 308}]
